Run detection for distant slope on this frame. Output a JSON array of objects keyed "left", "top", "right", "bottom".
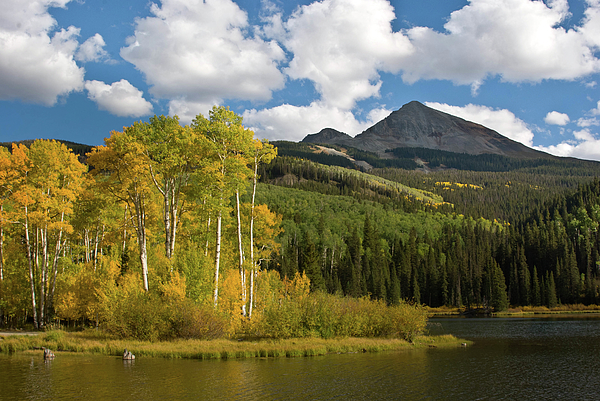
[{"left": 0, "top": 139, "right": 93, "bottom": 160}]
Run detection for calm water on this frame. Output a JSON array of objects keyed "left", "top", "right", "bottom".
[{"left": 2, "top": 316, "right": 600, "bottom": 400}]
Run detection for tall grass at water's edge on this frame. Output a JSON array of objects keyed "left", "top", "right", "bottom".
[{"left": 0, "top": 330, "right": 468, "bottom": 359}]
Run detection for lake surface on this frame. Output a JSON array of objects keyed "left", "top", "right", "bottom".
[{"left": 2, "top": 315, "right": 600, "bottom": 400}]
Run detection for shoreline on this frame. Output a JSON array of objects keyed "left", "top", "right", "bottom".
[
  {"left": 427, "top": 305, "right": 600, "bottom": 317},
  {"left": 0, "top": 331, "right": 468, "bottom": 360}
]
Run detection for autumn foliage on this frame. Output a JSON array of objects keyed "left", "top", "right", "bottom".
[{"left": 0, "top": 107, "right": 427, "bottom": 342}]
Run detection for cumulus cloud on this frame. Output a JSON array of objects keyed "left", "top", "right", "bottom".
[
  {"left": 85, "top": 80, "right": 153, "bottom": 117},
  {"left": 535, "top": 129, "right": 600, "bottom": 161},
  {"left": 577, "top": 117, "right": 599, "bottom": 127},
  {"left": 0, "top": 0, "right": 84, "bottom": 105},
  {"left": 168, "top": 99, "right": 219, "bottom": 124},
  {"left": 243, "top": 102, "right": 391, "bottom": 141},
  {"left": 576, "top": 101, "right": 600, "bottom": 127},
  {"left": 120, "top": 0, "right": 286, "bottom": 107},
  {"left": 545, "top": 111, "right": 570, "bottom": 125},
  {"left": 274, "top": 0, "right": 413, "bottom": 109},
  {"left": 76, "top": 33, "right": 108, "bottom": 62},
  {"left": 400, "top": 0, "right": 600, "bottom": 87},
  {"left": 425, "top": 102, "right": 535, "bottom": 147}
]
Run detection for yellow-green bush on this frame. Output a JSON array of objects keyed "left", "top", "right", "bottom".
[{"left": 248, "top": 290, "right": 427, "bottom": 341}]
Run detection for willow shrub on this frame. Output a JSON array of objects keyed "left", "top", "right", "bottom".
[
  {"left": 249, "top": 292, "right": 427, "bottom": 341},
  {"left": 97, "top": 271, "right": 228, "bottom": 341}
]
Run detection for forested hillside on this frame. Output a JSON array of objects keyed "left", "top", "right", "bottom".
[{"left": 261, "top": 143, "right": 600, "bottom": 310}]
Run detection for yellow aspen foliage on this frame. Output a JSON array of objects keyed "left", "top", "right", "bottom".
[
  {"left": 160, "top": 271, "right": 187, "bottom": 303},
  {"left": 219, "top": 269, "right": 243, "bottom": 315},
  {"left": 55, "top": 263, "right": 100, "bottom": 322},
  {"left": 284, "top": 271, "right": 311, "bottom": 301}
]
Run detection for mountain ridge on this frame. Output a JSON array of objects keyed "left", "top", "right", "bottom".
[{"left": 302, "top": 101, "right": 551, "bottom": 159}]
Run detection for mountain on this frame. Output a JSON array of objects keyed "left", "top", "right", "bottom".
[{"left": 302, "top": 101, "right": 550, "bottom": 159}]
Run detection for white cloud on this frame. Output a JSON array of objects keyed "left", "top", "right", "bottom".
[
  {"left": 577, "top": 117, "right": 599, "bottom": 127},
  {"left": 85, "top": 80, "right": 153, "bottom": 117},
  {"left": 576, "top": 101, "right": 600, "bottom": 126},
  {"left": 276, "top": 0, "right": 413, "bottom": 109},
  {"left": 425, "top": 102, "right": 535, "bottom": 147},
  {"left": 168, "top": 99, "right": 219, "bottom": 124},
  {"left": 400, "top": 0, "right": 600, "bottom": 87},
  {"left": 76, "top": 33, "right": 108, "bottom": 62},
  {"left": 243, "top": 102, "right": 391, "bottom": 141},
  {"left": 535, "top": 129, "right": 600, "bottom": 161},
  {"left": 0, "top": 0, "right": 84, "bottom": 105},
  {"left": 545, "top": 111, "right": 570, "bottom": 125},
  {"left": 120, "top": 0, "right": 286, "bottom": 107}
]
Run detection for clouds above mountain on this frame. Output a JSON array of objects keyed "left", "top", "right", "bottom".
[
  {"left": 268, "top": 0, "right": 413, "bottom": 110},
  {"left": 425, "top": 102, "right": 535, "bottom": 147},
  {"left": 545, "top": 111, "right": 571, "bottom": 126},
  {"left": 401, "top": 0, "right": 600, "bottom": 91}
]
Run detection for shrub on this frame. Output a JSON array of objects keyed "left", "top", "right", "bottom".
[
  {"left": 248, "top": 290, "right": 427, "bottom": 340},
  {"left": 169, "top": 300, "right": 229, "bottom": 340}
]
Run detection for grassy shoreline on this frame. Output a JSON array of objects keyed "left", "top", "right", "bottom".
[
  {"left": 0, "top": 330, "right": 468, "bottom": 359},
  {"left": 426, "top": 304, "right": 600, "bottom": 316}
]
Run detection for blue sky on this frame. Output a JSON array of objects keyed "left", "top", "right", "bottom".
[{"left": 2, "top": 0, "right": 600, "bottom": 160}]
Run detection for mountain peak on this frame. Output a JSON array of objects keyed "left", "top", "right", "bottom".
[
  {"left": 301, "top": 128, "right": 354, "bottom": 147},
  {"left": 302, "top": 101, "right": 548, "bottom": 159}
]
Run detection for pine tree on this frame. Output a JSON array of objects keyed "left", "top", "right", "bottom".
[
  {"left": 490, "top": 260, "right": 509, "bottom": 311},
  {"left": 301, "top": 231, "right": 325, "bottom": 291},
  {"left": 547, "top": 271, "right": 558, "bottom": 308},
  {"left": 532, "top": 266, "right": 541, "bottom": 306}
]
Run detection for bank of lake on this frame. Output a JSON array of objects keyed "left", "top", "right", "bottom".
[{"left": 0, "top": 330, "right": 467, "bottom": 360}]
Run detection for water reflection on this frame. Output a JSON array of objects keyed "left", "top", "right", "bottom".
[{"left": 2, "top": 316, "right": 600, "bottom": 400}]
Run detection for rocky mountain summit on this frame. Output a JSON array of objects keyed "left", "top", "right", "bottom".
[{"left": 302, "top": 101, "right": 549, "bottom": 159}]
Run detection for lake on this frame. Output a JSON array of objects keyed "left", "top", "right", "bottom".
[{"left": 2, "top": 315, "right": 600, "bottom": 400}]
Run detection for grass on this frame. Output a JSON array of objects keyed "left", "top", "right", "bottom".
[
  {"left": 426, "top": 304, "right": 600, "bottom": 316},
  {"left": 0, "top": 329, "right": 469, "bottom": 359}
]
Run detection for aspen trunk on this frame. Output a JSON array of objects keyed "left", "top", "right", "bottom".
[
  {"left": 248, "top": 162, "right": 258, "bottom": 319},
  {"left": 236, "top": 190, "right": 246, "bottom": 316},
  {"left": 132, "top": 192, "right": 149, "bottom": 291},
  {"left": 213, "top": 210, "right": 222, "bottom": 307},
  {"left": 47, "top": 224, "right": 64, "bottom": 318},
  {"left": 39, "top": 226, "right": 48, "bottom": 326},
  {"left": 24, "top": 205, "right": 39, "bottom": 329}
]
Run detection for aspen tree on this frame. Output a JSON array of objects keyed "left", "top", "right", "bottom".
[
  {"left": 130, "top": 116, "right": 198, "bottom": 260},
  {"left": 191, "top": 106, "right": 252, "bottom": 308},
  {"left": 248, "top": 140, "right": 276, "bottom": 318},
  {"left": 88, "top": 129, "right": 154, "bottom": 291},
  {"left": 9, "top": 141, "right": 84, "bottom": 327}
]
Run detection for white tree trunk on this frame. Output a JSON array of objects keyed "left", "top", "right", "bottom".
[
  {"left": 24, "top": 205, "right": 39, "bottom": 328},
  {"left": 248, "top": 159, "right": 258, "bottom": 319},
  {"left": 213, "top": 210, "right": 222, "bottom": 308},
  {"left": 236, "top": 190, "right": 246, "bottom": 316},
  {"left": 131, "top": 192, "right": 149, "bottom": 291}
]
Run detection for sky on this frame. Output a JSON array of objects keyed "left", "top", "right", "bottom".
[{"left": 2, "top": 0, "right": 600, "bottom": 161}]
